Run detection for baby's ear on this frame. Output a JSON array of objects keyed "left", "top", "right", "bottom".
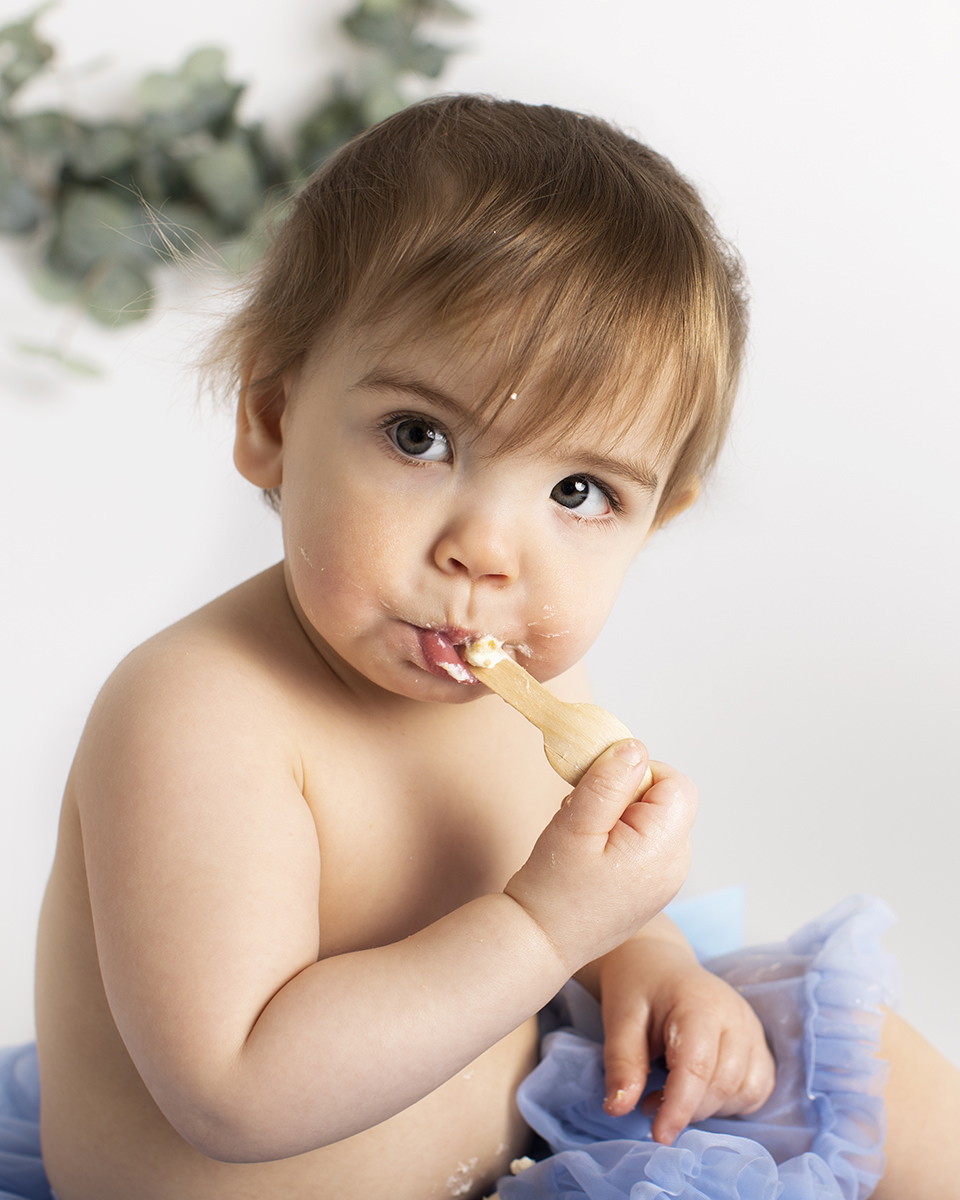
[{"left": 234, "top": 372, "right": 287, "bottom": 489}]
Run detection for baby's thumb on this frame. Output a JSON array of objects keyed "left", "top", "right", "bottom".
[{"left": 557, "top": 740, "right": 652, "bottom": 837}]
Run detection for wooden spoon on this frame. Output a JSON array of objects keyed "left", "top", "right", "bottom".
[{"left": 467, "top": 651, "right": 653, "bottom": 791}]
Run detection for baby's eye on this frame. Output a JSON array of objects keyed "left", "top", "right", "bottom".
[
  {"left": 388, "top": 417, "right": 452, "bottom": 462},
  {"left": 550, "top": 475, "right": 613, "bottom": 518}
]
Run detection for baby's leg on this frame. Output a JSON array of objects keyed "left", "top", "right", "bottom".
[{"left": 872, "top": 1009, "right": 960, "bottom": 1199}]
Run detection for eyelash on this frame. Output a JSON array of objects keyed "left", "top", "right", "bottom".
[
  {"left": 376, "top": 411, "right": 624, "bottom": 521},
  {"left": 378, "top": 412, "right": 453, "bottom": 464},
  {"left": 571, "top": 475, "right": 625, "bottom": 519}
]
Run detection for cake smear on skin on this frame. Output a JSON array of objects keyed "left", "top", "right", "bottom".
[{"left": 438, "top": 658, "right": 474, "bottom": 684}]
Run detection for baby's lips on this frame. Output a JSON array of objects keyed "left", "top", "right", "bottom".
[{"left": 416, "top": 628, "right": 478, "bottom": 683}]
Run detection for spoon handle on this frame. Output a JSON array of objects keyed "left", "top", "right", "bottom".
[{"left": 469, "top": 656, "right": 653, "bottom": 790}]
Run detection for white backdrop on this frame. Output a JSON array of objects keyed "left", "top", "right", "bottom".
[{"left": 2, "top": 0, "right": 958, "bottom": 1068}]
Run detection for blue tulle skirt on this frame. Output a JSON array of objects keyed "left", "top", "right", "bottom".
[
  {"left": 0, "top": 894, "right": 896, "bottom": 1200},
  {"left": 0, "top": 1042, "right": 50, "bottom": 1200},
  {"left": 495, "top": 893, "right": 897, "bottom": 1200}
]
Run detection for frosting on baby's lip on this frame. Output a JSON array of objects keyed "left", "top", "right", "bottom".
[
  {"left": 437, "top": 657, "right": 474, "bottom": 683},
  {"left": 415, "top": 627, "right": 479, "bottom": 682},
  {"left": 416, "top": 628, "right": 511, "bottom": 683}
]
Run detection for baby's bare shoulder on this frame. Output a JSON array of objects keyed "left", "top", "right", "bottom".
[{"left": 76, "top": 568, "right": 321, "bottom": 781}]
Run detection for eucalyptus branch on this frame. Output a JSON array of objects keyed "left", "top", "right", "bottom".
[{"left": 0, "top": 0, "right": 470, "bottom": 350}]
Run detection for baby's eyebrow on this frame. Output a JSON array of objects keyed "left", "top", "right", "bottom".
[
  {"left": 572, "top": 450, "right": 659, "bottom": 494},
  {"left": 353, "top": 369, "right": 475, "bottom": 423}
]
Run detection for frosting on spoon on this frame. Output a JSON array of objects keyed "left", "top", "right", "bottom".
[{"left": 462, "top": 636, "right": 506, "bottom": 669}]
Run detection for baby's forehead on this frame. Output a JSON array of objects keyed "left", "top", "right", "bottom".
[{"left": 338, "top": 312, "right": 689, "bottom": 465}]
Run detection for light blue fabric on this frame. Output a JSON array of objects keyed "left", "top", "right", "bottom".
[
  {"left": 498, "top": 895, "right": 897, "bottom": 1200},
  {"left": 0, "top": 1044, "right": 52, "bottom": 1200},
  {"left": 0, "top": 894, "right": 896, "bottom": 1200},
  {"left": 665, "top": 886, "right": 746, "bottom": 962}
]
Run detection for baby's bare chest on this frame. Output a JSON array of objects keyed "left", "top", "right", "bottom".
[{"left": 296, "top": 706, "right": 568, "bottom": 958}]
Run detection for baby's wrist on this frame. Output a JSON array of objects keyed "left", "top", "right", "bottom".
[
  {"left": 499, "top": 883, "right": 583, "bottom": 981},
  {"left": 598, "top": 931, "right": 700, "bottom": 991}
]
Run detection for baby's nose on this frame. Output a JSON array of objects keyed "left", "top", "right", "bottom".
[{"left": 432, "top": 510, "right": 520, "bottom": 584}]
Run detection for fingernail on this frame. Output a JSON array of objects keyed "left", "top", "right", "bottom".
[{"left": 614, "top": 740, "right": 645, "bottom": 767}]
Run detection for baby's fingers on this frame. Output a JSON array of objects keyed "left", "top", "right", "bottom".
[
  {"left": 556, "top": 741, "right": 652, "bottom": 839},
  {"left": 649, "top": 1025, "right": 719, "bottom": 1145},
  {"left": 616, "top": 762, "right": 698, "bottom": 846},
  {"left": 708, "top": 1038, "right": 777, "bottom": 1118},
  {"left": 650, "top": 1028, "right": 776, "bottom": 1145},
  {"left": 601, "top": 1000, "right": 651, "bottom": 1118}
]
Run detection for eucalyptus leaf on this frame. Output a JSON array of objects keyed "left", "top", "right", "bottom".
[
  {"left": 14, "top": 108, "right": 72, "bottom": 166},
  {"left": 29, "top": 262, "right": 83, "bottom": 304},
  {"left": 137, "top": 71, "right": 193, "bottom": 116},
  {"left": 68, "top": 124, "right": 138, "bottom": 180},
  {"left": 138, "top": 48, "right": 241, "bottom": 139},
  {"left": 423, "top": 0, "right": 472, "bottom": 18},
  {"left": 295, "top": 90, "right": 368, "bottom": 172},
  {"left": 242, "top": 122, "right": 286, "bottom": 191},
  {"left": 185, "top": 139, "right": 261, "bottom": 227},
  {"left": 398, "top": 39, "right": 448, "bottom": 79},
  {"left": 343, "top": 10, "right": 407, "bottom": 50},
  {"left": 357, "top": 0, "right": 407, "bottom": 14},
  {"left": 139, "top": 200, "right": 221, "bottom": 263},
  {"left": 85, "top": 259, "right": 154, "bottom": 325},
  {"left": 181, "top": 46, "right": 229, "bottom": 85},
  {"left": 0, "top": 161, "right": 42, "bottom": 232},
  {"left": 53, "top": 188, "right": 152, "bottom": 273},
  {"left": 0, "top": 9, "right": 55, "bottom": 102},
  {"left": 130, "top": 146, "right": 187, "bottom": 206},
  {"left": 359, "top": 74, "right": 407, "bottom": 126}
]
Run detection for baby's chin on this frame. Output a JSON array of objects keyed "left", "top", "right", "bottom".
[{"left": 383, "top": 668, "right": 485, "bottom": 706}]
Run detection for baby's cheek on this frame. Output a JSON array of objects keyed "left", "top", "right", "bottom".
[
  {"left": 287, "top": 549, "right": 362, "bottom": 636},
  {"left": 522, "top": 623, "right": 595, "bottom": 682},
  {"left": 541, "top": 570, "right": 623, "bottom": 652}
]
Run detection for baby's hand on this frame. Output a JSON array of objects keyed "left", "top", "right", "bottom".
[
  {"left": 599, "top": 939, "right": 776, "bottom": 1145},
  {"left": 504, "top": 741, "right": 696, "bottom": 974}
]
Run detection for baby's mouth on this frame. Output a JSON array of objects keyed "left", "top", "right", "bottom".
[{"left": 414, "top": 627, "right": 480, "bottom": 684}]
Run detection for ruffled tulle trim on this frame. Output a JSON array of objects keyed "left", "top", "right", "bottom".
[
  {"left": 0, "top": 1044, "right": 53, "bottom": 1200},
  {"left": 496, "top": 895, "right": 897, "bottom": 1200}
]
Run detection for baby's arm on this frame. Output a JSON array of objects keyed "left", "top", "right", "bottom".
[
  {"left": 580, "top": 912, "right": 775, "bottom": 1144},
  {"left": 76, "top": 652, "right": 695, "bottom": 1164}
]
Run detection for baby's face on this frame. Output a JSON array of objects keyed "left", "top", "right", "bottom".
[{"left": 266, "top": 322, "right": 677, "bottom": 702}]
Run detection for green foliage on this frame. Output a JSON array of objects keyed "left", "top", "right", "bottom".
[{"left": 0, "top": 0, "right": 470, "bottom": 338}]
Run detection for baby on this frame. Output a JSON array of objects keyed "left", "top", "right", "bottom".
[{"left": 28, "top": 95, "right": 960, "bottom": 1200}]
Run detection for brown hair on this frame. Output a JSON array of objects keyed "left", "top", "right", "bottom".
[{"left": 208, "top": 93, "right": 748, "bottom": 521}]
